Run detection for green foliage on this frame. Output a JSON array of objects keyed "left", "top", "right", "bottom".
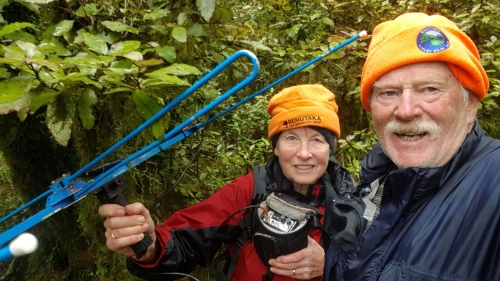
[
  {"left": 337, "top": 129, "right": 379, "bottom": 182},
  {"left": 1, "top": 0, "right": 500, "bottom": 280}
]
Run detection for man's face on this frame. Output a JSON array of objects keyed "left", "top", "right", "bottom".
[{"left": 369, "top": 62, "right": 478, "bottom": 169}]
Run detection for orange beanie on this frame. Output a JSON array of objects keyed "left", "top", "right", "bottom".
[
  {"left": 267, "top": 84, "right": 340, "bottom": 139},
  {"left": 360, "top": 12, "right": 489, "bottom": 111}
]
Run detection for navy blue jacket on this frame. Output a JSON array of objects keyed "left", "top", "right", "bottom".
[{"left": 324, "top": 121, "right": 500, "bottom": 281}]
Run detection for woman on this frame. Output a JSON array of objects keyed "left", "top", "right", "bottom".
[{"left": 98, "top": 84, "right": 365, "bottom": 281}]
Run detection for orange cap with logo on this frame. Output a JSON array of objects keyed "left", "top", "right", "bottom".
[
  {"left": 267, "top": 84, "right": 340, "bottom": 139},
  {"left": 360, "top": 12, "right": 489, "bottom": 111}
]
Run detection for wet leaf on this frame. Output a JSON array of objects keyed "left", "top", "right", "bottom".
[
  {"left": 46, "top": 101, "right": 73, "bottom": 147},
  {"left": 135, "top": 58, "right": 164, "bottom": 67},
  {"left": 196, "top": 0, "right": 215, "bottom": 22},
  {"left": 0, "top": 94, "right": 31, "bottom": 114},
  {"left": 15, "top": 41, "right": 43, "bottom": 59},
  {"left": 53, "top": 20, "right": 74, "bottom": 36},
  {"left": 144, "top": 9, "right": 170, "bottom": 20},
  {"left": 109, "top": 40, "right": 141, "bottom": 55},
  {"left": 0, "top": 22, "right": 34, "bottom": 38},
  {"left": 172, "top": 27, "right": 187, "bottom": 42},
  {"left": 0, "top": 76, "right": 33, "bottom": 103},
  {"left": 29, "top": 89, "right": 60, "bottom": 114},
  {"left": 17, "top": 107, "right": 29, "bottom": 121},
  {"left": 132, "top": 90, "right": 166, "bottom": 139},
  {"left": 77, "top": 89, "right": 97, "bottom": 129},
  {"left": 146, "top": 63, "right": 201, "bottom": 76},
  {"left": 81, "top": 31, "right": 108, "bottom": 55},
  {"left": 38, "top": 39, "right": 72, "bottom": 56},
  {"left": 156, "top": 45, "right": 176, "bottom": 63},
  {"left": 101, "top": 21, "right": 138, "bottom": 34},
  {"left": 122, "top": 51, "right": 143, "bottom": 61},
  {"left": 75, "top": 3, "right": 101, "bottom": 17}
]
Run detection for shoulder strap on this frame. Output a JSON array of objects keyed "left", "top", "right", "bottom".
[
  {"left": 217, "top": 166, "right": 268, "bottom": 281},
  {"left": 252, "top": 165, "right": 267, "bottom": 203}
]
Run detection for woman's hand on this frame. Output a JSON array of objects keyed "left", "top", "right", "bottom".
[
  {"left": 98, "top": 202, "right": 158, "bottom": 263},
  {"left": 268, "top": 236, "right": 325, "bottom": 279}
]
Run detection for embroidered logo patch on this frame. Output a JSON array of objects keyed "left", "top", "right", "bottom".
[{"left": 417, "top": 26, "right": 450, "bottom": 53}]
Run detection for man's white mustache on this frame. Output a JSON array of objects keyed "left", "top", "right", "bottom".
[{"left": 385, "top": 120, "right": 439, "bottom": 139}]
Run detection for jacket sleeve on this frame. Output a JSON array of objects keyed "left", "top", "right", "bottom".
[{"left": 127, "top": 171, "right": 255, "bottom": 280}]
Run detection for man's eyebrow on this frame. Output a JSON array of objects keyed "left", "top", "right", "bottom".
[
  {"left": 372, "top": 79, "right": 448, "bottom": 90},
  {"left": 372, "top": 81, "right": 398, "bottom": 91}
]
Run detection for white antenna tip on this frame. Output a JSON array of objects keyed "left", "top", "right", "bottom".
[
  {"left": 359, "top": 30, "right": 368, "bottom": 38},
  {"left": 10, "top": 233, "right": 38, "bottom": 256}
]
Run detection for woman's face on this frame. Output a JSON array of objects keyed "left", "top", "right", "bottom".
[{"left": 274, "top": 127, "right": 331, "bottom": 192}]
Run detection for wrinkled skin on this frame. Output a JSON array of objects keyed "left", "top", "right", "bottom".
[{"left": 370, "top": 62, "right": 478, "bottom": 168}]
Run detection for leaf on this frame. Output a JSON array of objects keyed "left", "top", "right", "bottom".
[
  {"left": 60, "top": 72, "right": 102, "bottom": 88},
  {"left": 0, "top": 76, "right": 34, "bottom": 103},
  {"left": 15, "top": 41, "right": 43, "bottom": 59},
  {"left": 46, "top": 97, "right": 73, "bottom": 147},
  {"left": 321, "top": 17, "right": 334, "bottom": 27},
  {"left": 0, "top": 68, "right": 10, "bottom": 79},
  {"left": 29, "top": 89, "right": 60, "bottom": 114},
  {"left": 63, "top": 56, "right": 104, "bottom": 68},
  {"left": 75, "top": 3, "right": 101, "bottom": 17},
  {"left": 104, "top": 67, "right": 140, "bottom": 75},
  {"left": 150, "top": 24, "right": 169, "bottom": 35},
  {"left": 144, "top": 9, "right": 170, "bottom": 20},
  {"left": 27, "top": 58, "right": 60, "bottom": 71},
  {"left": 177, "top": 12, "right": 187, "bottom": 26},
  {"left": 4, "top": 31, "right": 36, "bottom": 43},
  {"left": 146, "top": 63, "right": 201, "bottom": 76},
  {"left": 53, "top": 20, "right": 74, "bottom": 36},
  {"left": 196, "top": 0, "right": 215, "bottom": 22},
  {"left": 0, "top": 22, "right": 34, "bottom": 38},
  {"left": 471, "top": 3, "right": 481, "bottom": 14},
  {"left": 17, "top": 107, "right": 29, "bottom": 121},
  {"left": 101, "top": 21, "right": 138, "bottom": 34},
  {"left": 172, "top": 27, "right": 187, "bottom": 43},
  {"left": 239, "top": 39, "right": 272, "bottom": 51},
  {"left": 77, "top": 89, "right": 97, "bottom": 129},
  {"left": 109, "top": 40, "right": 141, "bottom": 55},
  {"left": 156, "top": 45, "right": 176, "bottom": 63},
  {"left": 186, "top": 23, "right": 207, "bottom": 37},
  {"left": 0, "top": 93, "right": 31, "bottom": 114},
  {"left": 141, "top": 76, "right": 190, "bottom": 87},
  {"left": 2, "top": 44, "right": 26, "bottom": 59},
  {"left": 286, "top": 24, "right": 302, "bottom": 40},
  {"left": 132, "top": 90, "right": 165, "bottom": 139},
  {"left": 103, "top": 87, "right": 134, "bottom": 95},
  {"left": 123, "top": 51, "right": 143, "bottom": 61},
  {"left": 81, "top": 31, "right": 108, "bottom": 55},
  {"left": 135, "top": 58, "right": 164, "bottom": 67},
  {"left": 211, "top": 7, "right": 232, "bottom": 23},
  {"left": 38, "top": 39, "right": 72, "bottom": 56}
]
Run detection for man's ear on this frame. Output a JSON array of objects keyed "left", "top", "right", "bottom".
[{"left": 466, "top": 93, "right": 479, "bottom": 125}]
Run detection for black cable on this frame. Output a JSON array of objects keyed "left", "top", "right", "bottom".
[
  {"left": 206, "top": 204, "right": 264, "bottom": 281},
  {"left": 143, "top": 130, "right": 204, "bottom": 281},
  {"left": 148, "top": 129, "right": 205, "bottom": 211}
]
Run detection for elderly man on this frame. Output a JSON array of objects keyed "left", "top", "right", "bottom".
[{"left": 324, "top": 12, "right": 500, "bottom": 281}]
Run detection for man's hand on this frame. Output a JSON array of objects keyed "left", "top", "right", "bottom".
[
  {"left": 268, "top": 236, "right": 325, "bottom": 279},
  {"left": 98, "top": 202, "right": 158, "bottom": 263}
]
